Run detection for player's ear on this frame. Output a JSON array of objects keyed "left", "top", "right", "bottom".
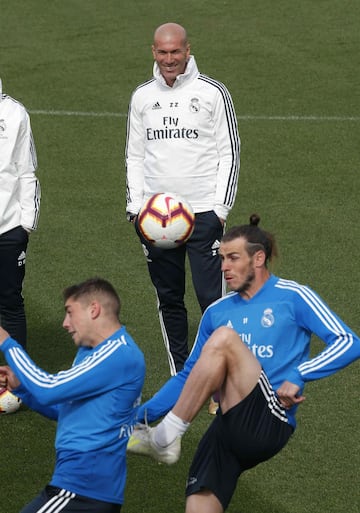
[
  {"left": 89, "top": 300, "right": 101, "bottom": 320},
  {"left": 254, "top": 250, "right": 266, "bottom": 267}
]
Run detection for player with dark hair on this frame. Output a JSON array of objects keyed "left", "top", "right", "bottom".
[
  {"left": 0, "top": 277, "right": 145, "bottom": 513},
  {"left": 128, "top": 215, "right": 360, "bottom": 513}
]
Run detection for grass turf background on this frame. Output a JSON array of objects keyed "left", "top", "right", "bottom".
[{"left": 1, "top": 1, "right": 359, "bottom": 511}]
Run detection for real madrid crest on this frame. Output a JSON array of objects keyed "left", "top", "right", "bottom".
[
  {"left": 189, "top": 97, "right": 200, "bottom": 113},
  {"left": 261, "top": 308, "right": 275, "bottom": 328}
]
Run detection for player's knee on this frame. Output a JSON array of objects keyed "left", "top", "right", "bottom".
[
  {"left": 205, "top": 326, "right": 240, "bottom": 354},
  {"left": 215, "top": 326, "right": 240, "bottom": 343}
]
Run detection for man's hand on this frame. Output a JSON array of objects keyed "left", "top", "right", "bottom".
[
  {"left": 0, "top": 366, "right": 20, "bottom": 391},
  {"left": 0, "top": 326, "right": 10, "bottom": 345},
  {"left": 126, "top": 212, "right": 138, "bottom": 224},
  {"left": 276, "top": 381, "right": 306, "bottom": 409},
  {"left": 0, "top": 373, "right": 7, "bottom": 388}
]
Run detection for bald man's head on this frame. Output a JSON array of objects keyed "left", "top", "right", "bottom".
[{"left": 152, "top": 23, "right": 190, "bottom": 86}]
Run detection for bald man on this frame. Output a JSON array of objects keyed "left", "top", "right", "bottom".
[
  {"left": 125, "top": 23, "right": 240, "bottom": 384},
  {"left": 151, "top": 23, "right": 189, "bottom": 86}
]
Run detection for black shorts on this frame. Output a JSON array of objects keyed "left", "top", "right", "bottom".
[
  {"left": 185, "top": 371, "right": 293, "bottom": 510},
  {"left": 20, "top": 485, "right": 121, "bottom": 513}
]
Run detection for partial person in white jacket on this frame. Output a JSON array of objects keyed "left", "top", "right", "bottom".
[
  {"left": 125, "top": 23, "right": 240, "bottom": 382},
  {"left": 0, "top": 78, "right": 41, "bottom": 349}
]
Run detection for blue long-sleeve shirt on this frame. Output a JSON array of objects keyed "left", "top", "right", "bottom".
[
  {"left": 139, "top": 275, "right": 360, "bottom": 428},
  {"left": 1, "top": 326, "right": 145, "bottom": 505}
]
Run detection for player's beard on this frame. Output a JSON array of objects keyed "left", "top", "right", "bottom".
[{"left": 234, "top": 268, "right": 256, "bottom": 295}]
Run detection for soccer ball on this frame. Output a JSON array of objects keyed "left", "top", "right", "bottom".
[
  {"left": 138, "top": 192, "right": 195, "bottom": 249},
  {"left": 0, "top": 388, "right": 21, "bottom": 414}
]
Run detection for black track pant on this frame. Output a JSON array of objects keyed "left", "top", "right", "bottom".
[
  {"left": 136, "top": 211, "right": 224, "bottom": 375},
  {"left": 0, "top": 226, "right": 28, "bottom": 348}
]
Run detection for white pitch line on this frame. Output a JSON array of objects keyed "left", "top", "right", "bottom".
[
  {"left": 29, "top": 109, "right": 125, "bottom": 118},
  {"left": 28, "top": 109, "right": 360, "bottom": 122},
  {"left": 238, "top": 115, "right": 360, "bottom": 121}
]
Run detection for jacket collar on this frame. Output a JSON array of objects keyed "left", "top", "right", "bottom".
[{"left": 153, "top": 55, "right": 199, "bottom": 89}]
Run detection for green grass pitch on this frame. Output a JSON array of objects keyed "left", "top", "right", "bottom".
[{"left": 1, "top": 1, "right": 359, "bottom": 511}]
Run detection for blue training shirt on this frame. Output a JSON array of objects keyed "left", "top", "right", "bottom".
[
  {"left": 139, "top": 275, "right": 360, "bottom": 428},
  {"left": 1, "top": 326, "right": 145, "bottom": 505}
]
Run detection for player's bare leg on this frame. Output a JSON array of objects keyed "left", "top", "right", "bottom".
[
  {"left": 186, "top": 490, "right": 223, "bottom": 513},
  {"left": 172, "top": 326, "right": 262, "bottom": 421},
  {"left": 128, "top": 326, "right": 262, "bottom": 466},
  {"left": 178, "top": 327, "right": 261, "bottom": 513}
]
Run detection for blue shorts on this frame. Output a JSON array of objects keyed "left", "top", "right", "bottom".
[
  {"left": 185, "top": 371, "right": 293, "bottom": 510},
  {"left": 20, "top": 486, "right": 121, "bottom": 513}
]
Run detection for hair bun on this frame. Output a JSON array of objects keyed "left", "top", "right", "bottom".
[{"left": 249, "top": 213, "right": 260, "bottom": 226}]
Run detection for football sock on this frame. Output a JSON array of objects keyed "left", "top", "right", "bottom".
[{"left": 154, "top": 411, "right": 189, "bottom": 447}]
